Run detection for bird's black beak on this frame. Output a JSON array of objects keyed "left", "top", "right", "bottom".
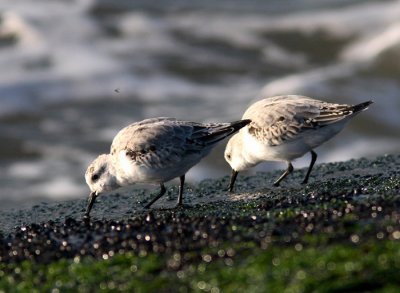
[
  {"left": 84, "top": 191, "right": 97, "bottom": 219},
  {"left": 228, "top": 169, "right": 239, "bottom": 193}
]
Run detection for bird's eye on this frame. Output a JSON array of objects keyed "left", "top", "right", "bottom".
[
  {"left": 226, "top": 154, "right": 231, "bottom": 160},
  {"left": 91, "top": 174, "right": 99, "bottom": 182}
]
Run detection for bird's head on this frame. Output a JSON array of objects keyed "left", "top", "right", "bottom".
[
  {"left": 224, "top": 133, "right": 251, "bottom": 172},
  {"left": 84, "top": 154, "right": 119, "bottom": 218}
]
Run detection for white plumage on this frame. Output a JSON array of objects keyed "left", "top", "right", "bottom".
[
  {"left": 225, "top": 95, "right": 372, "bottom": 191},
  {"left": 84, "top": 117, "right": 250, "bottom": 217}
]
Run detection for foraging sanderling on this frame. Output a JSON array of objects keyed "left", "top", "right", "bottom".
[
  {"left": 224, "top": 95, "right": 373, "bottom": 191},
  {"left": 84, "top": 117, "right": 250, "bottom": 217}
]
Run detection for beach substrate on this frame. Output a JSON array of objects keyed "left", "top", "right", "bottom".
[{"left": 0, "top": 154, "right": 399, "bottom": 292}]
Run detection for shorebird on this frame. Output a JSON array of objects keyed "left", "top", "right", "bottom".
[
  {"left": 84, "top": 117, "right": 250, "bottom": 217},
  {"left": 224, "top": 95, "right": 373, "bottom": 192}
]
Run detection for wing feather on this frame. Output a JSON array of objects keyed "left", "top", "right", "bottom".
[
  {"left": 110, "top": 118, "right": 249, "bottom": 169},
  {"left": 244, "top": 95, "right": 359, "bottom": 146},
  {"left": 111, "top": 119, "right": 192, "bottom": 169}
]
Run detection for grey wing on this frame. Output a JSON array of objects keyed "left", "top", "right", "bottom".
[
  {"left": 245, "top": 97, "right": 355, "bottom": 146},
  {"left": 110, "top": 118, "right": 248, "bottom": 168},
  {"left": 110, "top": 119, "right": 194, "bottom": 169}
]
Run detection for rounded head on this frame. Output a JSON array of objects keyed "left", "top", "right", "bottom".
[
  {"left": 224, "top": 133, "right": 253, "bottom": 172},
  {"left": 85, "top": 154, "right": 119, "bottom": 196}
]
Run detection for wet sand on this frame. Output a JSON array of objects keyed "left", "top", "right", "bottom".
[{"left": 1, "top": 154, "right": 399, "bottom": 263}]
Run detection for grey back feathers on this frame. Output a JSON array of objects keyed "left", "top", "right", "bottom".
[
  {"left": 244, "top": 95, "right": 372, "bottom": 146},
  {"left": 110, "top": 118, "right": 250, "bottom": 169}
]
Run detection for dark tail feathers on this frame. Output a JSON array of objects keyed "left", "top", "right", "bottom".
[
  {"left": 198, "top": 119, "right": 251, "bottom": 145},
  {"left": 352, "top": 100, "right": 373, "bottom": 113},
  {"left": 226, "top": 119, "right": 252, "bottom": 135}
]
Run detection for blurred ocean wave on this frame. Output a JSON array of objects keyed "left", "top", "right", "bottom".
[{"left": 0, "top": 0, "right": 399, "bottom": 209}]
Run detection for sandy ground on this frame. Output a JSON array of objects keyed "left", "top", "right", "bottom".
[{"left": 1, "top": 154, "right": 398, "bottom": 235}]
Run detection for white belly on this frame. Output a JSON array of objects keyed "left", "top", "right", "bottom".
[
  {"left": 116, "top": 149, "right": 209, "bottom": 185},
  {"left": 243, "top": 121, "right": 346, "bottom": 162}
]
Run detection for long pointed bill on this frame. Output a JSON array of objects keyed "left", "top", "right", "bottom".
[
  {"left": 228, "top": 169, "right": 239, "bottom": 193},
  {"left": 84, "top": 191, "right": 97, "bottom": 218}
]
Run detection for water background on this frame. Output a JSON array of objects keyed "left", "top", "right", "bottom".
[{"left": 1, "top": 0, "right": 399, "bottom": 210}]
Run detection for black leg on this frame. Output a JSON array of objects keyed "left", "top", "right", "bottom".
[
  {"left": 84, "top": 191, "right": 97, "bottom": 219},
  {"left": 302, "top": 150, "right": 317, "bottom": 184},
  {"left": 176, "top": 175, "right": 185, "bottom": 206},
  {"left": 273, "top": 162, "right": 294, "bottom": 186},
  {"left": 228, "top": 169, "right": 239, "bottom": 193},
  {"left": 144, "top": 183, "right": 166, "bottom": 209}
]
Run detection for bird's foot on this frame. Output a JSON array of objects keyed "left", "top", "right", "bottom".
[
  {"left": 82, "top": 214, "right": 91, "bottom": 222},
  {"left": 174, "top": 203, "right": 191, "bottom": 209}
]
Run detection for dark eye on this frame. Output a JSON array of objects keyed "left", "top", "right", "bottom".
[
  {"left": 91, "top": 174, "right": 99, "bottom": 182},
  {"left": 226, "top": 154, "right": 231, "bottom": 160}
]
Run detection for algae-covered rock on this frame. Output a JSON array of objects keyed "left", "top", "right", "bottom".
[{"left": 0, "top": 154, "right": 399, "bottom": 291}]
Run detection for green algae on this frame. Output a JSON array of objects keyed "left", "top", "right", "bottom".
[{"left": 1, "top": 238, "right": 400, "bottom": 292}]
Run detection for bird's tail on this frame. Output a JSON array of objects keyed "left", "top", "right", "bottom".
[
  {"left": 194, "top": 119, "right": 251, "bottom": 146},
  {"left": 352, "top": 100, "right": 373, "bottom": 113}
]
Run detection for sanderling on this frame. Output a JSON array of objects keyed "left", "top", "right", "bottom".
[
  {"left": 225, "top": 95, "right": 373, "bottom": 191},
  {"left": 84, "top": 117, "right": 250, "bottom": 217}
]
